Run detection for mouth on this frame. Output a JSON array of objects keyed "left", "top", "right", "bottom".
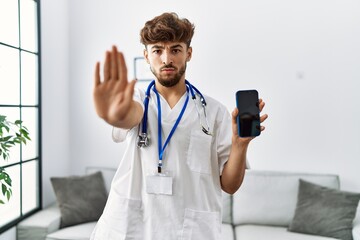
[{"left": 161, "top": 67, "right": 176, "bottom": 72}]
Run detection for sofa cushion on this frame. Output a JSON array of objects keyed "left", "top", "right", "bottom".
[
  {"left": 288, "top": 179, "right": 360, "bottom": 240},
  {"left": 232, "top": 170, "right": 340, "bottom": 226},
  {"left": 45, "top": 222, "right": 96, "bottom": 240},
  {"left": 17, "top": 204, "right": 61, "bottom": 240},
  {"left": 51, "top": 171, "right": 107, "bottom": 228},
  {"left": 235, "top": 225, "right": 338, "bottom": 240}
]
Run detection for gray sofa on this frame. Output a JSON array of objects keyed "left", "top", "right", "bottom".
[
  {"left": 221, "top": 170, "right": 360, "bottom": 240},
  {"left": 17, "top": 167, "right": 360, "bottom": 240}
]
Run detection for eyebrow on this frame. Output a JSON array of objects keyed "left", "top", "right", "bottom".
[
  {"left": 169, "top": 44, "right": 183, "bottom": 49},
  {"left": 151, "top": 44, "right": 184, "bottom": 50}
]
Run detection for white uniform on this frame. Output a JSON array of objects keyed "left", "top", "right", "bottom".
[{"left": 91, "top": 86, "right": 232, "bottom": 240}]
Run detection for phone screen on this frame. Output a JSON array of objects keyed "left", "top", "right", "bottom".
[{"left": 236, "top": 90, "right": 261, "bottom": 137}]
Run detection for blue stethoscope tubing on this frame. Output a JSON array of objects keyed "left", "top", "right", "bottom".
[
  {"left": 140, "top": 80, "right": 207, "bottom": 137},
  {"left": 139, "top": 80, "right": 209, "bottom": 173}
]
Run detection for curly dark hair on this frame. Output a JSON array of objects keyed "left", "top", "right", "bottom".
[{"left": 140, "top": 12, "right": 195, "bottom": 48}]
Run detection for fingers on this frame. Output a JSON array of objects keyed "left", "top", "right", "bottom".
[
  {"left": 101, "top": 45, "right": 127, "bottom": 84},
  {"left": 260, "top": 113, "right": 268, "bottom": 123},
  {"left": 231, "top": 108, "right": 239, "bottom": 125},
  {"left": 94, "top": 62, "right": 100, "bottom": 86},
  {"left": 111, "top": 46, "right": 119, "bottom": 81},
  {"left": 121, "top": 79, "right": 137, "bottom": 108},
  {"left": 124, "top": 79, "right": 137, "bottom": 100},
  {"left": 259, "top": 114, "right": 268, "bottom": 132},
  {"left": 118, "top": 51, "right": 128, "bottom": 89},
  {"left": 258, "top": 98, "right": 268, "bottom": 131},
  {"left": 231, "top": 108, "right": 239, "bottom": 134},
  {"left": 104, "top": 51, "right": 110, "bottom": 81},
  {"left": 259, "top": 98, "right": 265, "bottom": 112}
]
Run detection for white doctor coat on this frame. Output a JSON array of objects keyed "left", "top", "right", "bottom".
[{"left": 91, "top": 86, "right": 232, "bottom": 240}]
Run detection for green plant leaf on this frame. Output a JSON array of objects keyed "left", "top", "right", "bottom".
[
  {"left": 4, "top": 176, "right": 11, "bottom": 186},
  {"left": 7, "top": 141, "right": 15, "bottom": 146},
  {"left": 0, "top": 116, "right": 31, "bottom": 204},
  {"left": 0, "top": 136, "right": 13, "bottom": 142},
  {"left": 2, "top": 183, "right": 7, "bottom": 195},
  {"left": 0, "top": 171, "right": 5, "bottom": 180},
  {"left": 19, "top": 129, "right": 28, "bottom": 135},
  {"left": 6, "top": 190, "right": 11, "bottom": 200},
  {"left": 2, "top": 144, "right": 9, "bottom": 151}
]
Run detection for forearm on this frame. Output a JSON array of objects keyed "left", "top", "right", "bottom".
[{"left": 220, "top": 142, "right": 248, "bottom": 194}]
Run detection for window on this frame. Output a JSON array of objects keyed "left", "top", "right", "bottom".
[{"left": 0, "top": 0, "right": 41, "bottom": 233}]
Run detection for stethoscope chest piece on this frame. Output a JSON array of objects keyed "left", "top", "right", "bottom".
[{"left": 137, "top": 132, "right": 150, "bottom": 147}]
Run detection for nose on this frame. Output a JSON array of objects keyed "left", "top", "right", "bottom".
[{"left": 162, "top": 51, "right": 173, "bottom": 65}]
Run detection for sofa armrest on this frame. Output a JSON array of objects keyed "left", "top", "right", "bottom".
[{"left": 17, "top": 203, "right": 61, "bottom": 240}]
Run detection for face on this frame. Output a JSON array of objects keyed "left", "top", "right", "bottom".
[{"left": 144, "top": 42, "right": 192, "bottom": 88}]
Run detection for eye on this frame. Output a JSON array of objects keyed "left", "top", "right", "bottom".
[
  {"left": 172, "top": 49, "right": 181, "bottom": 54},
  {"left": 153, "top": 50, "right": 161, "bottom": 54}
]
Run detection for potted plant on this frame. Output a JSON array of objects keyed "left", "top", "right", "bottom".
[{"left": 0, "top": 115, "right": 30, "bottom": 204}]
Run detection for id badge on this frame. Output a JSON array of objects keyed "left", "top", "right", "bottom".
[{"left": 146, "top": 174, "right": 173, "bottom": 195}]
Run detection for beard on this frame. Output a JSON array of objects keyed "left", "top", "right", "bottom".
[{"left": 150, "top": 63, "right": 187, "bottom": 88}]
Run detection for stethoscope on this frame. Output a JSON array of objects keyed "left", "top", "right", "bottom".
[{"left": 137, "top": 79, "right": 212, "bottom": 149}]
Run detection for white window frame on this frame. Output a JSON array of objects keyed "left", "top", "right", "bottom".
[{"left": 0, "top": 0, "right": 42, "bottom": 234}]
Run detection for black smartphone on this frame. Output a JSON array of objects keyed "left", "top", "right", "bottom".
[{"left": 236, "top": 90, "right": 261, "bottom": 137}]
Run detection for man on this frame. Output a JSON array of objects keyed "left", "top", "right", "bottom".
[{"left": 91, "top": 12, "right": 267, "bottom": 240}]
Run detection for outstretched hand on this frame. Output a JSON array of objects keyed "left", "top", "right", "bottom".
[
  {"left": 93, "top": 46, "right": 137, "bottom": 125},
  {"left": 231, "top": 98, "right": 268, "bottom": 145}
]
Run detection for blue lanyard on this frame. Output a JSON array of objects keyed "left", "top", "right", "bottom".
[
  {"left": 152, "top": 86, "right": 189, "bottom": 173},
  {"left": 141, "top": 80, "right": 207, "bottom": 136}
]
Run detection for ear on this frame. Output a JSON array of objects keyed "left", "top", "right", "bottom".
[
  {"left": 186, "top": 47, "right": 192, "bottom": 62},
  {"left": 143, "top": 48, "right": 150, "bottom": 64}
]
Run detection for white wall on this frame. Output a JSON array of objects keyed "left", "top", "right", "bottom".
[
  {"left": 67, "top": 0, "right": 360, "bottom": 192},
  {"left": 40, "top": 0, "right": 70, "bottom": 206}
]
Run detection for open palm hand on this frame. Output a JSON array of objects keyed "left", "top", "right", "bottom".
[{"left": 93, "top": 46, "right": 136, "bottom": 125}]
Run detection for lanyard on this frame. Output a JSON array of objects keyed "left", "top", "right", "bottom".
[
  {"left": 152, "top": 86, "right": 189, "bottom": 173},
  {"left": 140, "top": 80, "right": 208, "bottom": 138}
]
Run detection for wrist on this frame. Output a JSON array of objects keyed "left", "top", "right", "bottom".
[{"left": 232, "top": 136, "right": 250, "bottom": 148}]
